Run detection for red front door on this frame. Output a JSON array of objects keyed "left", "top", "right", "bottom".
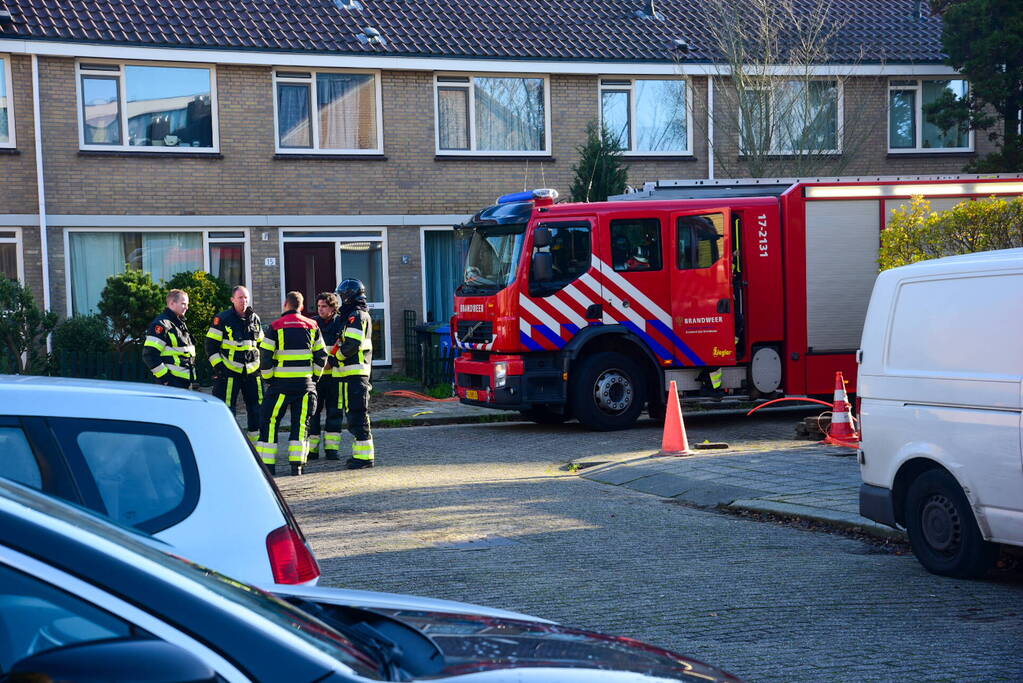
[
  {"left": 284, "top": 243, "right": 336, "bottom": 316},
  {"left": 668, "top": 209, "right": 736, "bottom": 367}
]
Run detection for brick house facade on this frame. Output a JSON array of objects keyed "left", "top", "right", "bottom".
[{"left": 0, "top": 2, "right": 995, "bottom": 369}]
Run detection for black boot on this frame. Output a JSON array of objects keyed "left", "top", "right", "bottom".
[
  {"left": 346, "top": 457, "right": 374, "bottom": 470},
  {"left": 307, "top": 451, "right": 320, "bottom": 460},
  {"left": 325, "top": 451, "right": 339, "bottom": 461},
  {"left": 263, "top": 462, "right": 278, "bottom": 477},
  {"left": 290, "top": 463, "right": 304, "bottom": 476}
]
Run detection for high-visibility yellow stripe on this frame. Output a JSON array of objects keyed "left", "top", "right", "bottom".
[
  {"left": 267, "top": 393, "right": 286, "bottom": 444},
  {"left": 206, "top": 327, "right": 224, "bottom": 340},
  {"left": 297, "top": 394, "right": 310, "bottom": 442},
  {"left": 145, "top": 336, "right": 167, "bottom": 350},
  {"left": 272, "top": 369, "right": 313, "bottom": 378},
  {"left": 226, "top": 376, "right": 234, "bottom": 403}
]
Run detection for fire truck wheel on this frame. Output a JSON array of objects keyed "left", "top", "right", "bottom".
[
  {"left": 904, "top": 469, "right": 999, "bottom": 579},
  {"left": 519, "top": 406, "right": 570, "bottom": 424},
  {"left": 571, "top": 352, "right": 646, "bottom": 431}
]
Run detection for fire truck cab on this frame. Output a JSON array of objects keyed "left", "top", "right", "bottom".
[{"left": 451, "top": 176, "right": 1023, "bottom": 430}]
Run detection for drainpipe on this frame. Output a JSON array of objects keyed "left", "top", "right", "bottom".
[
  {"left": 31, "top": 55, "right": 51, "bottom": 324},
  {"left": 707, "top": 77, "right": 715, "bottom": 179}
]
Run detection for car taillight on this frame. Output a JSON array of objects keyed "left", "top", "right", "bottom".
[{"left": 266, "top": 525, "right": 320, "bottom": 584}]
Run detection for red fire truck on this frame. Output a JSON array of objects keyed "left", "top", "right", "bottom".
[{"left": 451, "top": 175, "right": 1023, "bottom": 430}]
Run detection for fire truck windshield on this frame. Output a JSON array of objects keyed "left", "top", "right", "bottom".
[{"left": 458, "top": 223, "right": 526, "bottom": 294}]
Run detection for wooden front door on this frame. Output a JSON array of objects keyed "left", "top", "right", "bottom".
[{"left": 284, "top": 243, "right": 336, "bottom": 316}]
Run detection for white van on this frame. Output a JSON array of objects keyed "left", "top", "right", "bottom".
[{"left": 857, "top": 248, "right": 1023, "bottom": 578}]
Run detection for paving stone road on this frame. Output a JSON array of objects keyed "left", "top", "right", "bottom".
[{"left": 277, "top": 413, "right": 1023, "bottom": 682}]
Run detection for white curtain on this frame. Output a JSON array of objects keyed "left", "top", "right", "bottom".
[
  {"left": 318, "top": 73, "right": 375, "bottom": 149},
  {"left": 278, "top": 83, "right": 311, "bottom": 148},
  {"left": 69, "top": 233, "right": 125, "bottom": 315}
]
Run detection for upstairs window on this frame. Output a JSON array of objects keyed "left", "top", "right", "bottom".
[
  {"left": 0, "top": 55, "right": 13, "bottom": 148},
  {"left": 77, "top": 62, "right": 217, "bottom": 152},
  {"left": 889, "top": 79, "right": 971, "bottom": 152},
  {"left": 435, "top": 75, "right": 549, "bottom": 154},
  {"left": 740, "top": 80, "right": 840, "bottom": 154},
  {"left": 600, "top": 78, "right": 690, "bottom": 154},
  {"left": 273, "top": 70, "right": 381, "bottom": 153}
]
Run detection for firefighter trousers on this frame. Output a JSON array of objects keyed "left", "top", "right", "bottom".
[
  {"left": 339, "top": 376, "right": 374, "bottom": 462},
  {"left": 257, "top": 382, "right": 317, "bottom": 465},
  {"left": 213, "top": 371, "right": 263, "bottom": 440},
  {"left": 308, "top": 376, "right": 342, "bottom": 457}
]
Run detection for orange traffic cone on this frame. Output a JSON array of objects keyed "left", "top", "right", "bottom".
[
  {"left": 658, "top": 380, "right": 694, "bottom": 456},
  {"left": 824, "top": 371, "right": 859, "bottom": 448}
]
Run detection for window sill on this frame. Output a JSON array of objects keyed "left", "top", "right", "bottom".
[
  {"left": 0, "top": 148, "right": 19, "bottom": 155},
  {"left": 622, "top": 154, "right": 698, "bottom": 162},
  {"left": 737, "top": 153, "right": 842, "bottom": 160},
  {"left": 435, "top": 154, "right": 555, "bottom": 162},
  {"left": 78, "top": 150, "right": 223, "bottom": 160},
  {"left": 273, "top": 153, "right": 388, "bottom": 161},
  {"left": 886, "top": 150, "right": 975, "bottom": 158}
]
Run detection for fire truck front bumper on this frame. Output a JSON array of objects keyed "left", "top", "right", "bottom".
[{"left": 454, "top": 354, "right": 564, "bottom": 410}]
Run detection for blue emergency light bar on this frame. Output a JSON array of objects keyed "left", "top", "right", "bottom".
[{"left": 496, "top": 188, "right": 559, "bottom": 204}]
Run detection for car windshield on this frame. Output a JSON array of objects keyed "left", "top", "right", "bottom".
[
  {"left": 0, "top": 479, "right": 384, "bottom": 680},
  {"left": 458, "top": 224, "right": 526, "bottom": 295}
]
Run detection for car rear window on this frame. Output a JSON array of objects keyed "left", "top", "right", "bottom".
[{"left": 49, "top": 418, "right": 199, "bottom": 534}]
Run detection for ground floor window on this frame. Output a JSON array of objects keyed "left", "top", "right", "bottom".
[
  {"left": 66, "top": 229, "right": 247, "bottom": 315},
  {"left": 422, "top": 228, "right": 469, "bottom": 323},
  {"left": 0, "top": 230, "right": 21, "bottom": 281}
]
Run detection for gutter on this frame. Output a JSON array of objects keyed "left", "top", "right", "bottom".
[{"left": 31, "top": 55, "right": 50, "bottom": 321}]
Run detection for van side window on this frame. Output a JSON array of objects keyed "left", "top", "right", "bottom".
[
  {"left": 677, "top": 214, "right": 725, "bottom": 269},
  {"left": 0, "top": 427, "right": 42, "bottom": 489},
  {"left": 611, "top": 218, "right": 662, "bottom": 272},
  {"left": 49, "top": 418, "right": 199, "bottom": 534}
]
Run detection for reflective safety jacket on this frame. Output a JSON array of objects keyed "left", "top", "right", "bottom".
[
  {"left": 259, "top": 310, "right": 327, "bottom": 387},
  {"left": 143, "top": 308, "right": 196, "bottom": 383},
  {"left": 205, "top": 307, "right": 264, "bottom": 375},
  {"left": 331, "top": 305, "right": 373, "bottom": 378}
]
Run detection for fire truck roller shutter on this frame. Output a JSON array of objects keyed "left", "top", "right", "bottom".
[{"left": 805, "top": 200, "right": 882, "bottom": 352}]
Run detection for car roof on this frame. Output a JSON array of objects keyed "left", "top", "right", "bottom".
[
  {"left": 0, "top": 375, "right": 213, "bottom": 402},
  {"left": 885, "top": 248, "right": 1023, "bottom": 280}
]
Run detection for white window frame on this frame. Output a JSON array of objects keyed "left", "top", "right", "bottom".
[
  {"left": 738, "top": 79, "right": 844, "bottom": 155},
  {"left": 433, "top": 73, "right": 552, "bottom": 156},
  {"left": 62, "top": 227, "right": 250, "bottom": 317},
  {"left": 0, "top": 53, "right": 14, "bottom": 148},
  {"left": 597, "top": 77, "right": 693, "bottom": 156},
  {"left": 75, "top": 59, "right": 220, "bottom": 153},
  {"left": 887, "top": 78, "right": 974, "bottom": 154},
  {"left": 0, "top": 228, "right": 24, "bottom": 282},
  {"left": 278, "top": 229, "right": 391, "bottom": 365},
  {"left": 271, "top": 68, "right": 383, "bottom": 155}
]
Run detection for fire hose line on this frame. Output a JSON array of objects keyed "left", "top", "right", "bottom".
[{"left": 382, "top": 390, "right": 459, "bottom": 402}]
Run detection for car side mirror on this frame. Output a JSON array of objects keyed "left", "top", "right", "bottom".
[
  {"left": 531, "top": 252, "right": 553, "bottom": 283},
  {"left": 533, "top": 227, "right": 551, "bottom": 248},
  {"left": 2, "top": 638, "right": 219, "bottom": 683}
]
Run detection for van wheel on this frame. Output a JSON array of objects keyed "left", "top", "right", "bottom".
[
  {"left": 520, "top": 406, "right": 570, "bottom": 425},
  {"left": 904, "top": 469, "right": 999, "bottom": 579},
  {"left": 571, "top": 352, "right": 646, "bottom": 431}
]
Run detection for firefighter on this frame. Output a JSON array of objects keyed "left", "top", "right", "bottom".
[
  {"left": 143, "top": 289, "right": 196, "bottom": 389},
  {"left": 256, "top": 291, "right": 327, "bottom": 476},
  {"left": 331, "top": 279, "right": 375, "bottom": 469},
  {"left": 206, "top": 285, "right": 264, "bottom": 444},
  {"left": 308, "top": 292, "right": 345, "bottom": 460}
]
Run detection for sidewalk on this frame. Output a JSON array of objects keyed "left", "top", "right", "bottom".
[{"left": 576, "top": 444, "right": 904, "bottom": 540}]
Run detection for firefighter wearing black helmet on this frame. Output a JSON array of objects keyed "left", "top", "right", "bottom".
[{"left": 331, "top": 278, "right": 375, "bottom": 469}]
